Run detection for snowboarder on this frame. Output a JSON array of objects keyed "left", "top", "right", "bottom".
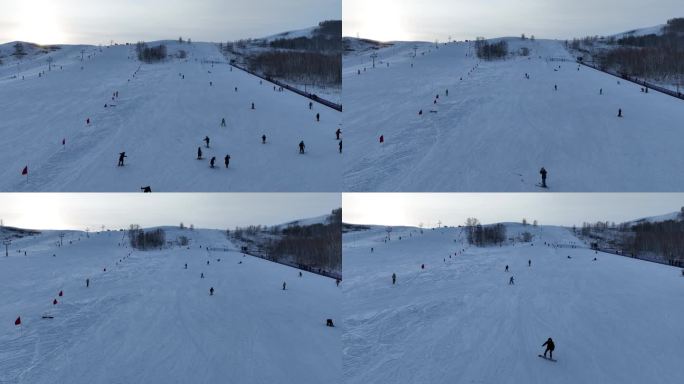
[
  {"left": 299, "top": 141, "right": 305, "bottom": 154},
  {"left": 117, "top": 152, "right": 127, "bottom": 166},
  {"left": 262, "top": 134, "right": 266, "bottom": 144},
  {"left": 541, "top": 337, "right": 555, "bottom": 359},
  {"left": 210, "top": 157, "right": 216, "bottom": 168},
  {"left": 204, "top": 136, "right": 210, "bottom": 148},
  {"left": 282, "top": 281, "right": 287, "bottom": 290},
  {"left": 618, "top": 108, "right": 623, "bottom": 118},
  {"left": 392, "top": 273, "right": 396, "bottom": 285},
  {"left": 210, "top": 287, "right": 214, "bottom": 295},
  {"left": 509, "top": 276, "right": 515, "bottom": 285},
  {"left": 86, "top": 278, "right": 90, "bottom": 287},
  {"left": 339, "top": 140, "right": 342, "bottom": 154},
  {"left": 539, "top": 167, "right": 548, "bottom": 188},
  {"left": 335, "top": 128, "right": 341, "bottom": 140},
  {"left": 316, "top": 113, "right": 320, "bottom": 122},
  {"left": 221, "top": 118, "right": 226, "bottom": 127},
  {"left": 224, "top": 154, "right": 231, "bottom": 168},
  {"left": 197, "top": 147, "right": 203, "bottom": 160},
  {"left": 379, "top": 135, "right": 384, "bottom": 144}
]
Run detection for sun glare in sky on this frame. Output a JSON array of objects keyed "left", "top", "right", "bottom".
[{"left": 10, "top": 0, "right": 68, "bottom": 45}]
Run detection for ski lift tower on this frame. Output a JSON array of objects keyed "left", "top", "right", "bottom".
[
  {"left": 413, "top": 45, "right": 418, "bottom": 58},
  {"left": 3, "top": 239, "right": 10, "bottom": 257},
  {"left": 59, "top": 233, "right": 65, "bottom": 246},
  {"left": 370, "top": 52, "right": 378, "bottom": 68}
]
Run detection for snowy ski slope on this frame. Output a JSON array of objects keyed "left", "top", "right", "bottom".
[
  {"left": 342, "top": 223, "right": 684, "bottom": 384},
  {"left": 0, "top": 41, "right": 341, "bottom": 191},
  {"left": 0, "top": 227, "right": 341, "bottom": 384},
  {"left": 343, "top": 38, "right": 684, "bottom": 191}
]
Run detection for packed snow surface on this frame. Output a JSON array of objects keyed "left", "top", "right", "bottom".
[
  {"left": 343, "top": 38, "right": 684, "bottom": 191},
  {"left": 342, "top": 223, "right": 684, "bottom": 384},
  {"left": 0, "top": 227, "right": 340, "bottom": 383},
  {"left": 0, "top": 41, "right": 341, "bottom": 191}
]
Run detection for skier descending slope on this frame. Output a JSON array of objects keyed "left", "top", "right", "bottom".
[
  {"left": 117, "top": 152, "right": 127, "bottom": 167},
  {"left": 210, "top": 157, "right": 216, "bottom": 168},
  {"left": 539, "top": 167, "right": 548, "bottom": 188},
  {"left": 540, "top": 338, "right": 556, "bottom": 361},
  {"left": 204, "top": 136, "right": 210, "bottom": 148}
]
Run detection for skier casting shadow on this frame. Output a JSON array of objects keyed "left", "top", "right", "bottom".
[{"left": 541, "top": 338, "right": 555, "bottom": 360}]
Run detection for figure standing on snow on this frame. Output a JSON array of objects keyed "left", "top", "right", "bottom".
[
  {"left": 117, "top": 152, "right": 127, "bottom": 166},
  {"left": 392, "top": 273, "right": 396, "bottom": 285},
  {"left": 379, "top": 135, "right": 384, "bottom": 144},
  {"left": 221, "top": 118, "right": 226, "bottom": 127},
  {"left": 197, "top": 147, "right": 203, "bottom": 160},
  {"left": 210, "top": 157, "right": 216, "bottom": 168},
  {"left": 599, "top": 88, "right": 603, "bottom": 95},
  {"left": 528, "top": 260, "right": 531, "bottom": 267},
  {"left": 282, "top": 281, "right": 287, "bottom": 290},
  {"left": 309, "top": 102, "right": 313, "bottom": 110},
  {"left": 542, "top": 338, "right": 555, "bottom": 359},
  {"left": 509, "top": 276, "right": 515, "bottom": 285},
  {"left": 224, "top": 154, "right": 231, "bottom": 168},
  {"left": 201, "top": 273, "right": 204, "bottom": 278},
  {"left": 204, "top": 136, "right": 210, "bottom": 148},
  {"left": 339, "top": 140, "right": 342, "bottom": 154},
  {"left": 539, "top": 167, "right": 548, "bottom": 188},
  {"left": 336, "top": 128, "right": 341, "bottom": 140},
  {"left": 262, "top": 134, "right": 266, "bottom": 144},
  {"left": 505, "top": 265, "right": 509, "bottom": 272},
  {"left": 251, "top": 102, "right": 255, "bottom": 110},
  {"left": 86, "top": 278, "right": 90, "bottom": 287},
  {"left": 618, "top": 108, "right": 623, "bottom": 118},
  {"left": 299, "top": 141, "right": 306, "bottom": 154},
  {"left": 316, "top": 113, "right": 320, "bottom": 122},
  {"left": 210, "top": 287, "right": 214, "bottom": 296}
]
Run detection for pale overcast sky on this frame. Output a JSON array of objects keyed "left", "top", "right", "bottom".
[
  {"left": 0, "top": 0, "right": 340, "bottom": 45},
  {"left": 0, "top": 193, "right": 340, "bottom": 231},
  {"left": 344, "top": 0, "right": 683, "bottom": 42},
  {"left": 343, "top": 193, "right": 684, "bottom": 228}
]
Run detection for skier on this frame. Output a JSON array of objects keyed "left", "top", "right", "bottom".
[
  {"left": 554, "top": 84, "right": 557, "bottom": 91},
  {"left": 210, "top": 287, "right": 214, "bottom": 296},
  {"left": 299, "top": 271, "right": 303, "bottom": 277},
  {"left": 339, "top": 140, "right": 342, "bottom": 154},
  {"left": 600, "top": 88, "right": 603, "bottom": 95},
  {"left": 197, "top": 147, "right": 203, "bottom": 160},
  {"left": 528, "top": 259, "right": 531, "bottom": 267},
  {"left": 201, "top": 273, "right": 204, "bottom": 278},
  {"left": 541, "top": 337, "right": 555, "bottom": 359},
  {"left": 210, "top": 157, "right": 216, "bottom": 168},
  {"left": 282, "top": 281, "right": 287, "bottom": 290},
  {"left": 117, "top": 152, "right": 127, "bottom": 167},
  {"left": 224, "top": 154, "right": 231, "bottom": 168},
  {"left": 221, "top": 118, "right": 226, "bottom": 127},
  {"left": 505, "top": 265, "right": 509, "bottom": 272},
  {"left": 335, "top": 128, "right": 341, "bottom": 140},
  {"left": 262, "top": 134, "right": 266, "bottom": 144},
  {"left": 86, "top": 118, "right": 90, "bottom": 125},
  {"left": 299, "top": 141, "right": 305, "bottom": 154},
  {"left": 509, "top": 276, "right": 515, "bottom": 285},
  {"left": 379, "top": 135, "right": 384, "bottom": 144},
  {"left": 316, "top": 113, "right": 320, "bottom": 122},
  {"left": 86, "top": 278, "right": 90, "bottom": 287},
  {"left": 251, "top": 102, "right": 255, "bottom": 110},
  {"left": 184, "top": 263, "right": 187, "bottom": 269},
  {"left": 446, "top": 89, "right": 449, "bottom": 96},
  {"left": 618, "top": 108, "right": 623, "bottom": 118},
  {"left": 392, "top": 273, "right": 396, "bottom": 285},
  {"left": 418, "top": 109, "right": 423, "bottom": 116},
  {"left": 309, "top": 102, "right": 313, "bottom": 110},
  {"left": 204, "top": 136, "right": 210, "bottom": 148},
  {"left": 539, "top": 167, "right": 548, "bottom": 188}
]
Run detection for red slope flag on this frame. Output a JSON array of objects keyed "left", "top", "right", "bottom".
[
  {"left": 21, "top": 166, "right": 28, "bottom": 175},
  {"left": 15, "top": 316, "right": 21, "bottom": 325}
]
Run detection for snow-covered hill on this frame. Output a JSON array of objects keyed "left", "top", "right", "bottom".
[
  {"left": 0, "top": 227, "right": 340, "bottom": 383},
  {"left": 343, "top": 37, "right": 684, "bottom": 191},
  {"left": 342, "top": 223, "right": 684, "bottom": 384},
  {"left": 0, "top": 40, "right": 341, "bottom": 191}
]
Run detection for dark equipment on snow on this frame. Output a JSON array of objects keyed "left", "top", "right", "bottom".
[{"left": 141, "top": 186, "right": 152, "bottom": 193}]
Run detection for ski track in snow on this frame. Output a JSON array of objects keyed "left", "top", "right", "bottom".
[
  {"left": 342, "top": 224, "right": 684, "bottom": 384},
  {"left": 0, "top": 228, "right": 341, "bottom": 384},
  {"left": 343, "top": 39, "right": 684, "bottom": 191},
  {"left": 0, "top": 42, "right": 341, "bottom": 192}
]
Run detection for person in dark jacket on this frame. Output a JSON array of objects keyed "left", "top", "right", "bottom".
[
  {"left": 392, "top": 273, "right": 396, "bottom": 285},
  {"left": 542, "top": 337, "right": 555, "bottom": 359},
  {"left": 197, "top": 147, "right": 203, "bottom": 160},
  {"left": 204, "top": 136, "right": 210, "bottom": 148},
  {"left": 540, "top": 167, "right": 548, "bottom": 188},
  {"left": 336, "top": 128, "right": 341, "bottom": 140},
  {"left": 316, "top": 113, "right": 320, "bottom": 122},
  {"left": 224, "top": 154, "right": 231, "bottom": 168},
  {"left": 210, "top": 287, "right": 214, "bottom": 296},
  {"left": 210, "top": 156, "right": 216, "bottom": 168},
  {"left": 299, "top": 141, "right": 305, "bottom": 154},
  {"left": 118, "top": 152, "right": 127, "bottom": 166},
  {"left": 262, "top": 134, "right": 266, "bottom": 144}
]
